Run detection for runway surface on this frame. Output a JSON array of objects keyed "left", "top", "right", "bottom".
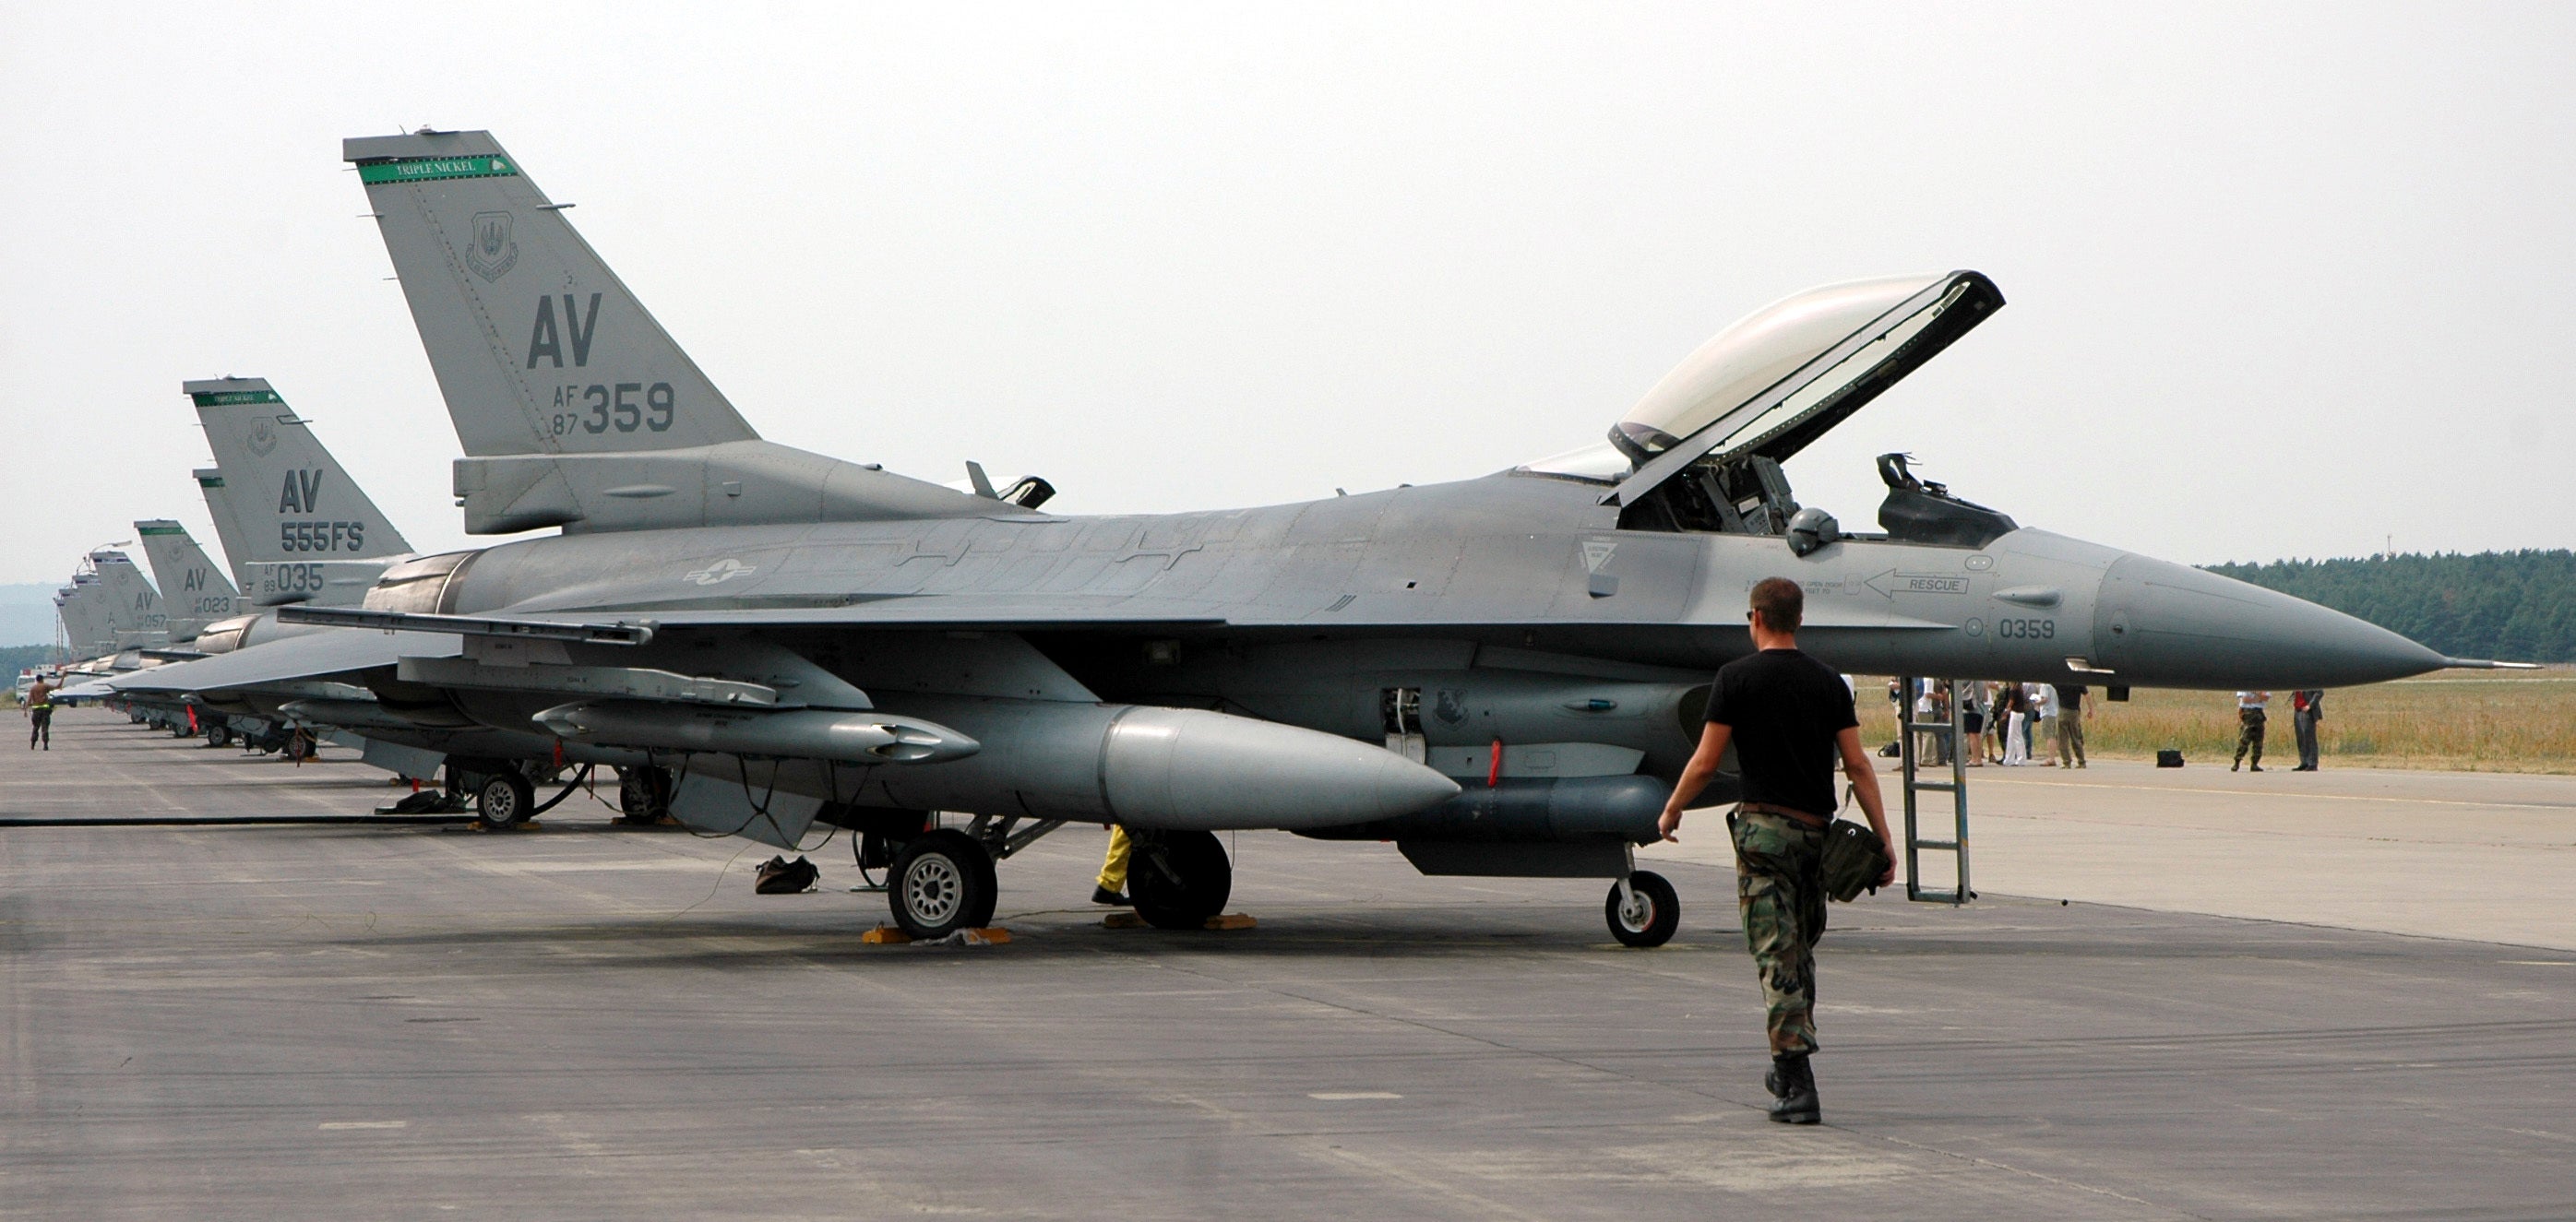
[{"left": 5, "top": 709, "right": 2573, "bottom": 1219}]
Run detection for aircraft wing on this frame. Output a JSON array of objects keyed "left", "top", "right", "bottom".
[{"left": 105, "top": 630, "right": 461, "bottom": 695}]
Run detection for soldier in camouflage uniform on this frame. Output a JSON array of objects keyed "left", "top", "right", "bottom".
[
  {"left": 1660, "top": 577, "right": 1894, "bottom": 1125},
  {"left": 2233, "top": 690, "right": 2270, "bottom": 772}
]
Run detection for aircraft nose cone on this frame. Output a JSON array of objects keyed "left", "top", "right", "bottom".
[{"left": 2094, "top": 555, "right": 2446, "bottom": 688}]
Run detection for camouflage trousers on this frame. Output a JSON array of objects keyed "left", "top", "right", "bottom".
[
  {"left": 1732, "top": 808, "right": 1829, "bottom": 1056},
  {"left": 2235, "top": 709, "right": 2266, "bottom": 767}
]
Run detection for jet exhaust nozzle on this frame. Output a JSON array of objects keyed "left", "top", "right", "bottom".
[{"left": 532, "top": 700, "right": 980, "bottom": 765}]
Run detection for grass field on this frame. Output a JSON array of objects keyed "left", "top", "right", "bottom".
[{"left": 1854, "top": 668, "right": 2576, "bottom": 774}]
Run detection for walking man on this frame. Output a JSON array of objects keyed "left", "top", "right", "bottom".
[
  {"left": 24, "top": 673, "right": 54, "bottom": 751},
  {"left": 2292, "top": 689, "right": 2325, "bottom": 771},
  {"left": 2054, "top": 683, "right": 2088, "bottom": 768},
  {"left": 2233, "top": 690, "right": 2270, "bottom": 772},
  {"left": 1658, "top": 577, "right": 1895, "bottom": 1125}
]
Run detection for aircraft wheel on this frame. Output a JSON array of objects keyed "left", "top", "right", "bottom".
[
  {"left": 616, "top": 765, "right": 674, "bottom": 820},
  {"left": 476, "top": 771, "right": 537, "bottom": 827},
  {"left": 888, "top": 830, "right": 997, "bottom": 939},
  {"left": 1129, "top": 830, "right": 1233, "bottom": 931},
  {"left": 1605, "top": 871, "right": 1679, "bottom": 948},
  {"left": 207, "top": 724, "right": 233, "bottom": 748}
]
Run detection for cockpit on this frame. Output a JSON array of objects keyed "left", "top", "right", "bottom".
[{"left": 1519, "top": 270, "right": 2018, "bottom": 550}]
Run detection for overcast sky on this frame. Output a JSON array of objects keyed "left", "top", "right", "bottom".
[{"left": 4, "top": 2, "right": 2570, "bottom": 588}]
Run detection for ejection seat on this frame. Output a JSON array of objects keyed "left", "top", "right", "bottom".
[{"left": 1874, "top": 453, "right": 2017, "bottom": 548}]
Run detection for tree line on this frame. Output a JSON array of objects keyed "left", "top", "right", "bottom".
[{"left": 2206, "top": 550, "right": 2576, "bottom": 664}]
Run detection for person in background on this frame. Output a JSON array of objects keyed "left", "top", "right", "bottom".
[
  {"left": 2054, "top": 683, "right": 2089, "bottom": 769},
  {"left": 2021, "top": 683, "right": 2043, "bottom": 761},
  {"left": 1912, "top": 680, "right": 1945, "bottom": 765},
  {"left": 1092, "top": 827, "right": 1133, "bottom": 907},
  {"left": 2032, "top": 682, "right": 2060, "bottom": 766},
  {"left": 1958, "top": 682, "right": 1986, "bottom": 767},
  {"left": 2233, "top": 690, "right": 2271, "bottom": 772},
  {"left": 2000, "top": 685, "right": 2030, "bottom": 765},
  {"left": 1887, "top": 678, "right": 1904, "bottom": 753},
  {"left": 1988, "top": 684, "right": 2009, "bottom": 761},
  {"left": 2292, "top": 689, "right": 2326, "bottom": 771},
  {"left": 24, "top": 672, "right": 55, "bottom": 751}
]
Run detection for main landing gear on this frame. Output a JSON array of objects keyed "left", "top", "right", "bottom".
[
  {"left": 1604, "top": 870, "right": 1680, "bottom": 948},
  {"left": 1128, "top": 830, "right": 1234, "bottom": 931},
  {"left": 873, "top": 813, "right": 1065, "bottom": 939},
  {"left": 871, "top": 816, "right": 1237, "bottom": 940},
  {"left": 888, "top": 830, "right": 1000, "bottom": 940},
  {"left": 475, "top": 769, "right": 538, "bottom": 827}
]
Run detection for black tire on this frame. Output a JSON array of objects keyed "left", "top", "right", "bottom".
[
  {"left": 1129, "top": 830, "right": 1233, "bottom": 931},
  {"left": 1605, "top": 871, "right": 1680, "bottom": 948},
  {"left": 477, "top": 771, "right": 537, "bottom": 827},
  {"left": 888, "top": 830, "right": 998, "bottom": 939},
  {"left": 614, "top": 765, "right": 672, "bottom": 820},
  {"left": 207, "top": 724, "right": 233, "bottom": 748}
]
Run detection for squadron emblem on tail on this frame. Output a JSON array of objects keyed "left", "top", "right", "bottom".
[{"left": 465, "top": 210, "right": 518, "bottom": 282}]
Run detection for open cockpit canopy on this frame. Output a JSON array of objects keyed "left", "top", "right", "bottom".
[
  {"left": 1606, "top": 271, "right": 2001, "bottom": 495},
  {"left": 1519, "top": 271, "right": 2008, "bottom": 540}
]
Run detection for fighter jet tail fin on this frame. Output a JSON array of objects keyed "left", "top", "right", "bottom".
[
  {"left": 134, "top": 520, "right": 241, "bottom": 642},
  {"left": 190, "top": 379, "right": 414, "bottom": 565},
  {"left": 192, "top": 468, "right": 256, "bottom": 592},
  {"left": 83, "top": 551, "right": 164, "bottom": 641},
  {"left": 342, "top": 130, "right": 1008, "bottom": 535},
  {"left": 342, "top": 130, "right": 760, "bottom": 459}
]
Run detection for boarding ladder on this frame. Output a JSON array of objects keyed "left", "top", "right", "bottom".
[{"left": 1895, "top": 676, "right": 1971, "bottom": 904}]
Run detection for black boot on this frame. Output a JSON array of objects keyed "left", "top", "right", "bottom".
[{"left": 1767, "top": 1053, "right": 1819, "bottom": 1125}]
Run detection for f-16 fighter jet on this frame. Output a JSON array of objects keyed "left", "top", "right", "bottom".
[{"left": 132, "top": 129, "right": 2490, "bottom": 945}]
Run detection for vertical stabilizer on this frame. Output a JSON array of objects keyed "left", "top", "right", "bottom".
[
  {"left": 191, "top": 378, "right": 415, "bottom": 606},
  {"left": 191, "top": 379, "right": 413, "bottom": 561},
  {"left": 85, "top": 551, "right": 165, "bottom": 644},
  {"left": 135, "top": 520, "right": 242, "bottom": 643},
  {"left": 343, "top": 130, "right": 759, "bottom": 458},
  {"left": 194, "top": 467, "right": 256, "bottom": 591},
  {"left": 55, "top": 583, "right": 112, "bottom": 656}
]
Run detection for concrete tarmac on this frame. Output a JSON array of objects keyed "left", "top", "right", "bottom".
[{"left": 5, "top": 708, "right": 2574, "bottom": 1220}]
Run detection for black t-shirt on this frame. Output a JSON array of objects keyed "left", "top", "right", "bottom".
[
  {"left": 1704, "top": 648, "right": 1858, "bottom": 819},
  {"left": 2054, "top": 684, "right": 2087, "bottom": 709}
]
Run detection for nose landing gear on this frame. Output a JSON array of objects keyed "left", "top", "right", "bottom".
[{"left": 1605, "top": 870, "right": 1679, "bottom": 947}]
